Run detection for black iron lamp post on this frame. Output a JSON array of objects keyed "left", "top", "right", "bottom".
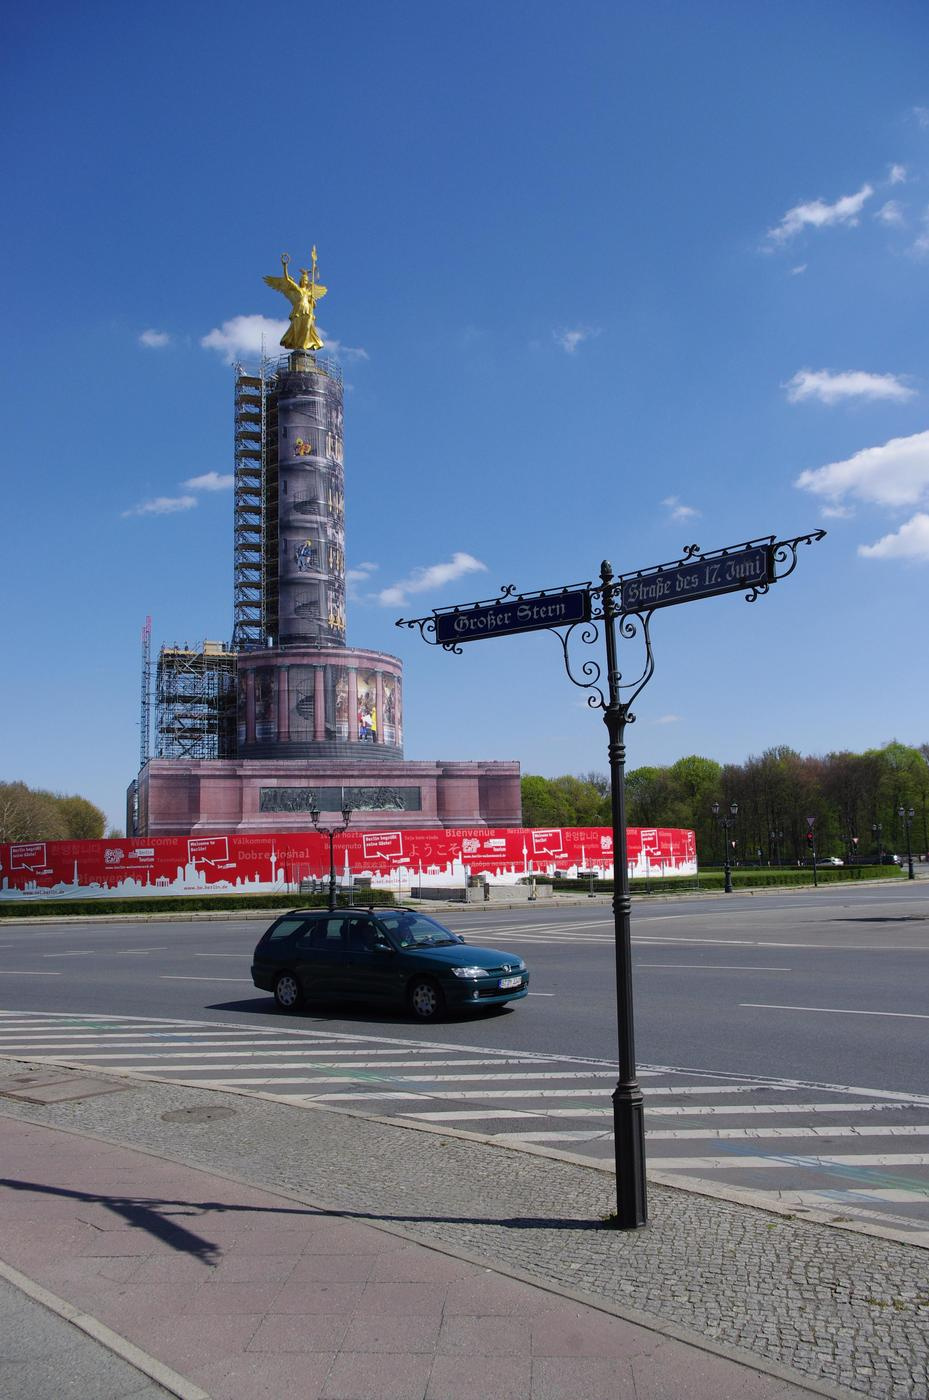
[
  {"left": 769, "top": 828, "right": 783, "bottom": 867},
  {"left": 898, "top": 806, "right": 915, "bottom": 880},
  {"left": 310, "top": 801, "right": 353, "bottom": 911},
  {"left": 712, "top": 801, "right": 738, "bottom": 893},
  {"left": 872, "top": 822, "right": 883, "bottom": 862}
]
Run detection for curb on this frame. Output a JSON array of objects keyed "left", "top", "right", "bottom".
[{"left": 0, "top": 1255, "right": 208, "bottom": 1400}]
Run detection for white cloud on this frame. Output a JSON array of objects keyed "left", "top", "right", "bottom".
[
  {"left": 766, "top": 183, "right": 873, "bottom": 244},
  {"left": 346, "top": 561, "right": 379, "bottom": 599},
  {"left": 347, "top": 561, "right": 378, "bottom": 583},
  {"left": 784, "top": 368, "right": 915, "bottom": 405},
  {"left": 183, "top": 471, "right": 234, "bottom": 492},
  {"left": 821, "top": 504, "right": 855, "bottom": 520},
  {"left": 122, "top": 495, "right": 198, "bottom": 519},
  {"left": 913, "top": 106, "right": 929, "bottom": 129},
  {"left": 201, "top": 314, "right": 289, "bottom": 363},
  {"left": 653, "top": 714, "right": 682, "bottom": 725},
  {"left": 858, "top": 513, "right": 929, "bottom": 561},
  {"left": 889, "top": 164, "right": 907, "bottom": 185},
  {"left": 322, "top": 334, "right": 369, "bottom": 362},
  {"left": 913, "top": 208, "right": 929, "bottom": 256},
  {"left": 554, "top": 326, "right": 599, "bottom": 355},
  {"left": 876, "top": 200, "right": 905, "bottom": 227},
  {"left": 789, "top": 264, "right": 807, "bottom": 276},
  {"left": 378, "top": 552, "right": 487, "bottom": 608},
  {"left": 795, "top": 429, "right": 929, "bottom": 508},
  {"left": 139, "top": 329, "right": 171, "bottom": 348},
  {"left": 201, "top": 314, "right": 368, "bottom": 364},
  {"left": 661, "top": 495, "right": 700, "bottom": 522}
]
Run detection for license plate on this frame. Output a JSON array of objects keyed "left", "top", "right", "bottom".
[{"left": 498, "top": 975, "right": 522, "bottom": 989}]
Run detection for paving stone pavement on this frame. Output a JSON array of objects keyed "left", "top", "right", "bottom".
[
  {"left": 0, "top": 1273, "right": 175, "bottom": 1400},
  {"left": 0, "top": 1057, "right": 927, "bottom": 1398}
]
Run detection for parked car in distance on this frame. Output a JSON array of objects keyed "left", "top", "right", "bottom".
[
  {"left": 815, "top": 856, "right": 844, "bottom": 867},
  {"left": 251, "top": 907, "right": 530, "bottom": 1021},
  {"left": 878, "top": 853, "right": 902, "bottom": 865}
]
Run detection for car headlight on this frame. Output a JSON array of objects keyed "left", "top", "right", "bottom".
[{"left": 450, "top": 965, "right": 488, "bottom": 979}]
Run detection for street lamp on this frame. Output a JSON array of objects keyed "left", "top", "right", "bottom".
[
  {"left": 898, "top": 805, "right": 915, "bottom": 880},
  {"left": 711, "top": 801, "right": 738, "bottom": 893},
  {"left": 872, "top": 822, "right": 883, "bottom": 863},
  {"left": 310, "top": 800, "right": 353, "bottom": 911},
  {"left": 769, "top": 828, "right": 783, "bottom": 867}
]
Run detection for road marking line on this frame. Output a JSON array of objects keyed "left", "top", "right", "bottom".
[
  {"left": 639, "top": 964, "right": 791, "bottom": 970},
  {"left": 496, "top": 1131, "right": 609, "bottom": 1144},
  {"left": 16, "top": 1054, "right": 571, "bottom": 1070},
  {"left": 645, "top": 1125, "right": 929, "bottom": 1140},
  {"left": 646, "top": 1102, "right": 927, "bottom": 1117},
  {"left": 646, "top": 1154, "right": 929, "bottom": 1172},
  {"left": 401, "top": 1110, "right": 548, "bottom": 1122},
  {"left": 158, "top": 976, "right": 253, "bottom": 982},
  {"left": 742, "top": 1003, "right": 929, "bottom": 1020},
  {"left": 399, "top": 1101, "right": 929, "bottom": 1121},
  {"left": 26, "top": 1065, "right": 623, "bottom": 1083},
  {"left": 764, "top": 1187, "right": 929, "bottom": 1207},
  {"left": 0, "top": 970, "right": 61, "bottom": 976}
]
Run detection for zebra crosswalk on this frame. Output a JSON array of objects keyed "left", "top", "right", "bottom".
[{"left": 0, "top": 1008, "right": 927, "bottom": 1244}]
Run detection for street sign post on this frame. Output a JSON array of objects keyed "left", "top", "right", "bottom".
[
  {"left": 435, "top": 588, "right": 590, "bottom": 645},
  {"left": 619, "top": 544, "right": 771, "bottom": 614},
  {"left": 398, "top": 528, "right": 825, "bottom": 1230}
]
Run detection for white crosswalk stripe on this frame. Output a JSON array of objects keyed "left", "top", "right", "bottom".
[{"left": 1, "top": 1008, "right": 927, "bottom": 1240}]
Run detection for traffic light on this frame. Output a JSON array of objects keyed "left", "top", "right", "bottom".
[{"left": 806, "top": 831, "right": 814, "bottom": 845}]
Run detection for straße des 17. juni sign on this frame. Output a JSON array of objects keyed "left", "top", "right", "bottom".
[
  {"left": 619, "top": 545, "right": 772, "bottom": 614},
  {"left": 435, "top": 589, "right": 590, "bottom": 644}
]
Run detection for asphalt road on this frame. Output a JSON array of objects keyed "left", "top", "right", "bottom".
[{"left": 0, "top": 880, "right": 927, "bottom": 1242}]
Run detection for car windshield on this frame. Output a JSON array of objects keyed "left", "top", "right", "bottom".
[{"left": 377, "top": 912, "right": 462, "bottom": 949}]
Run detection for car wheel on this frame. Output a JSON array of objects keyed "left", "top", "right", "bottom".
[
  {"left": 408, "top": 977, "right": 445, "bottom": 1022},
  {"left": 274, "top": 971, "right": 303, "bottom": 1011}
]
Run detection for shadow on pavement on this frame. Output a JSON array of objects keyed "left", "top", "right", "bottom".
[
  {"left": 206, "top": 996, "right": 514, "bottom": 1026},
  {"left": 1, "top": 1176, "right": 604, "bottom": 1260}
]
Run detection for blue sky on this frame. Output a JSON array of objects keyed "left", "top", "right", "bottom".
[{"left": 3, "top": 1, "right": 929, "bottom": 831}]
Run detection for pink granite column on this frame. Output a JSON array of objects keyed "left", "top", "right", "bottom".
[
  {"left": 375, "top": 671, "right": 385, "bottom": 745},
  {"left": 314, "top": 667, "right": 326, "bottom": 741},
  {"left": 277, "top": 667, "right": 289, "bottom": 742},
  {"left": 244, "top": 669, "right": 256, "bottom": 744},
  {"left": 348, "top": 668, "right": 359, "bottom": 741}
]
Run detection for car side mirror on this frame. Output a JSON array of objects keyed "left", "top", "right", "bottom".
[{"left": 374, "top": 940, "right": 394, "bottom": 953}]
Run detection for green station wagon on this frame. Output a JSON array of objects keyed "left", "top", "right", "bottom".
[{"left": 251, "top": 907, "right": 530, "bottom": 1021}]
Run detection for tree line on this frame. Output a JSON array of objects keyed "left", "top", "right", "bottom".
[
  {"left": 522, "top": 741, "right": 929, "bottom": 864},
  {"left": 0, "top": 782, "right": 110, "bottom": 843}
]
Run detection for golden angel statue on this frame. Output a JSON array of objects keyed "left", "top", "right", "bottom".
[{"left": 263, "top": 248, "right": 327, "bottom": 351}]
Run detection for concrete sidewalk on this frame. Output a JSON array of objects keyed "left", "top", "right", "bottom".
[
  {"left": 0, "top": 1114, "right": 823, "bottom": 1400},
  {"left": 0, "top": 1062, "right": 925, "bottom": 1399}
]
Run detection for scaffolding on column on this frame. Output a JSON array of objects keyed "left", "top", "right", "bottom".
[
  {"left": 155, "top": 642, "right": 237, "bottom": 760},
  {"left": 139, "top": 615, "right": 152, "bottom": 768},
  {"left": 233, "top": 366, "right": 266, "bottom": 650}
]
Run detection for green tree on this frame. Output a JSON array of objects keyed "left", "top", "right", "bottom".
[
  {"left": 57, "top": 795, "right": 107, "bottom": 839},
  {"left": 0, "top": 783, "right": 68, "bottom": 843},
  {"left": 550, "top": 775, "right": 609, "bottom": 825},
  {"left": 520, "top": 776, "right": 572, "bottom": 828}
]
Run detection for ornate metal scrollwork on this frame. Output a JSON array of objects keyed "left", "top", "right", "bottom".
[
  {"left": 554, "top": 621, "right": 605, "bottom": 710},
  {"left": 396, "top": 613, "right": 438, "bottom": 643},
  {"left": 614, "top": 608, "right": 656, "bottom": 714},
  {"left": 771, "top": 528, "right": 827, "bottom": 583}
]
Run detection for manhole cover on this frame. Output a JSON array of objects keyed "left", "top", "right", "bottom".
[{"left": 160, "top": 1106, "right": 237, "bottom": 1124}]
